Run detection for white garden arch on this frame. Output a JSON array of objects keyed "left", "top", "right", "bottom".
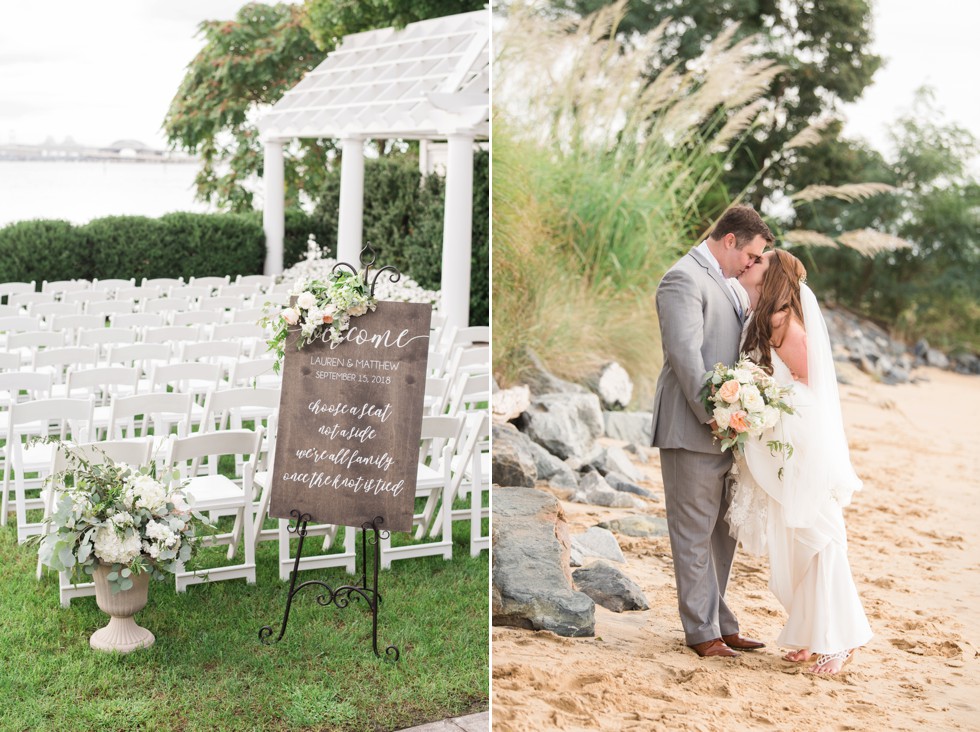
[{"left": 259, "top": 10, "right": 489, "bottom": 330}]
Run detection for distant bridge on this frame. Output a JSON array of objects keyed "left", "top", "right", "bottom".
[{"left": 0, "top": 142, "right": 197, "bottom": 163}]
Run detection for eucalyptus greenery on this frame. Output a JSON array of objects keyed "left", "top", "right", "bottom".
[{"left": 35, "top": 443, "right": 212, "bottom": 594}]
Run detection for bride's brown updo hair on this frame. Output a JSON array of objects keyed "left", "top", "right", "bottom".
[{"left": 742, "top": 249, "right": 807, "bottom": 374}]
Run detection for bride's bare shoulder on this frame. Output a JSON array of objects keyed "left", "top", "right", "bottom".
[{"left": 773, "top": 314, "right": 808, "bottom": 382}]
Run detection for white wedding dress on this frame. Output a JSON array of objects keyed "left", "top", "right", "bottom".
[{"left": 727, "top": 285, "right": 873, "bottom": 654}]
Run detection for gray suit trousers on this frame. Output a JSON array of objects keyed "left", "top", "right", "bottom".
[{"left": 660, "top": 447, "right": 739, "bottom": 645}]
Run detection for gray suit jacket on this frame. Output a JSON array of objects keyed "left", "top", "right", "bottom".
[{"left": 651, "top": 247, "right": 743, "bottom": 454}]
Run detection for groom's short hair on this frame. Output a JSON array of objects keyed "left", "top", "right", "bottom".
[{"left": 710, "top": 205, "right": 774, "bottom": 248}]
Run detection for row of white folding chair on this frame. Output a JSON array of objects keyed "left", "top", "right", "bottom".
[{"left": 0, "top": 275, "right": 277, "bottom": 296}]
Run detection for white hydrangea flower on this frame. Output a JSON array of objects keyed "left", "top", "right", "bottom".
[
  {"left": 93, "top": 526, "right": 142, "bottom": 565},
  {"left": 110, "top": 511, "right": 134, "bottom": 527},
  {"left": 126, "top": 474, "right": 168, "bottom": 513}
]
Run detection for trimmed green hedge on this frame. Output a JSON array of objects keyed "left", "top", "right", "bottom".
[{"left": 0, "top": 213, "right": 265, "bottom": 284}]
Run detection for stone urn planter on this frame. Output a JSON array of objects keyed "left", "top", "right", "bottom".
[{"left": 90, "top": 564, "right": 155, "bottom": 653}]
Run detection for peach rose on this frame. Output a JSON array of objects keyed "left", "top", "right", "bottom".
[
  {"left": 281, "top": 307, "right": 299, "bottom": 325},
  {"left": 718, "top": 379, "right": 741, "bottom": 404},
  {"left": 728, "top": 410, "right": 749, "bottom": 433}
]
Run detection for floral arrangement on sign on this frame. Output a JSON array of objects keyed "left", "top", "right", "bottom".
[
  {"left": 262, "top": 269, "right": 378, "bottom": 373},
  {"left": 36, "top": 446, "right": 211, "bottom": 594},
  {"left": 699, "top": 355, "right": 795, "bottom": 461}
]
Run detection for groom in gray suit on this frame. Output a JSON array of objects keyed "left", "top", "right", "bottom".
[{"left": 652, "top": 205, "right": 773, "bottom": 658}]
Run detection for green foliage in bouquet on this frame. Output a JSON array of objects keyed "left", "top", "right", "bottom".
[{"left": 35, "top": 443, "right": 212, "bottom": 594}]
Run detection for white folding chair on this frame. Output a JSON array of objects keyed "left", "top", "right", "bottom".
[
  {"left": 188, "top": 275, "right": 231, "bottom": 291},
  {"left": 233, "top": 274, "right": 274, "bottom": 290},
  {"left": 232, "top": 308, "right": 266, "bottom": 324},
  {"left": 378, "top": 415, "right": 464, "bottom": 567},
  {"left": 0, "top": 315, "right": 42, "bottom": 348},
  {"left": 6, "top": 330, "right": 67, "bottom": 365},
  {"left": 91, "top": 277, "right": 136, "bottom": 294},
  {"left": 149, "top": 362, "right": 222, "bottom": 428},
  {"left": 39, "top": 438, "right": 154, "bottom": 606},
  {"left": 227, "top": 357, "right": 280, "bottom": 389},
  {"left": 107, "top": 391, "right": 194, "bottom": 461},
  {"left": 165, "top": 429, "right": 261, "bottom": 591},
  {"left": 143, "top": 297, "right": 191, "bottom": 314},
  {"left": 49, "top": 314, "right": 104, "bottom": 344},
  {"left": 143, "top": 325, "right": 202, "bottom": 345},
  {"left": 0, "top": 351, "right": 23, "bottom": 371},
  {"left": 85, "top": 300, "right": 135, "bottom": 318},
  {"left": 110, "top": 312, "right": 166, "bottom": 330},
  {"left": 77, "top": 327, "right": 137, "bottom": 361},
  {"left": 141, "top": 277, "right": 184, "bottom": 290},
  {"left": 32, "top": 346, "right": 100, "bottom": 397},
  {"left": 33, "top": 301, "right": 82, "bottom": 323},
  {"left": 0, "top": 281, "right": 36, "bottom": 305},
  {"left": 8, "top": 292, "right": 54, "bottom": 311},
  {"left": 466, "top": 413, "right": 491, "bottom": 557},
  {"left": 4, "top": 397, "right": 94, "bottom": 543},
  {"left": 41, "top": 279, "right": 90, "bottom": 298},
  {"left": 65, "top": 366, "right": 141, "bottom": 438}
]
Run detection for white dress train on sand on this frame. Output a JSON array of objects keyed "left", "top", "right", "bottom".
[{"left": 727, "top": 286, "right": 873, "bottom": 654}]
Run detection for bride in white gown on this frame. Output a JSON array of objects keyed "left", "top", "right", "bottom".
[{"left": 729, "top": 249, "right": 873, "bottom": 674}]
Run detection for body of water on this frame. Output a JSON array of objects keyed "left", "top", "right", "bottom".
[{"left": 0, "top": 160, "right": 217, "bottom": 227}]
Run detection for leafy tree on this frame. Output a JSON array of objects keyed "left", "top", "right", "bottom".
[
  {"left": 799, "top": 91, "right": 979, "bottom": 351},
  {"left": 548, "top": 0, "right": 882, "bottom": 208},
  {"left": 164, "top": 3, "right": 329, "bottom": 212},
  {"left": 304, "top": 0, "right": 484, "bottom": 49}
]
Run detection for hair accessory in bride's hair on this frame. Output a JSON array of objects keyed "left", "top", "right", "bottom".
[{"left": 798, "top": 274, "right": 807, "bottom": 286}]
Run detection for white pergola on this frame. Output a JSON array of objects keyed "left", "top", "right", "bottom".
[{"left": 259, "top": 10, "right": 489, "bottom": 331}]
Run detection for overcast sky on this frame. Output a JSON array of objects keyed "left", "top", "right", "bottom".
[{"left": 1, "top": 0, "right": 978, "bottom": 159}]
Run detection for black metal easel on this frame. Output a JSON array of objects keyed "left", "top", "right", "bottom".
[{"left": 259, "top": 509, "right": 400, "bottom": 661}]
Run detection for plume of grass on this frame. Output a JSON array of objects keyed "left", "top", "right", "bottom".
[
  {"left": 837, "top": 228, "right": 914, "bottom": 255},
  {"left": 782, "top": 229, "right": 839, "bottom": 248},
  {"left": 790, "top": 182, "right": 897, "bottom": 204},
  {"left": 493, "top": 2, "right": 784, "bottom": 402}
]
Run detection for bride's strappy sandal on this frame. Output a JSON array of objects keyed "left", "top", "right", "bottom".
[{"left": 809, "top": 648, "right": 854, "bottom": 675}]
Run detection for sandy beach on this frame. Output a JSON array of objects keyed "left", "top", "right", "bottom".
[{"left": 492, "top": 367, "right": 980, "bottom": 731}]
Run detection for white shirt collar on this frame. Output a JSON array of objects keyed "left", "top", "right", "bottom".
[{"left": 696, "top": 240, "right": 724, "bottom": 277}]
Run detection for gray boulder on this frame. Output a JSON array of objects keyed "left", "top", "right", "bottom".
[
  {"left": 492, "top": 486, "right": 595, "bottom": 637},
  {"left": 522, "top": 350, "right": 589, "bottom": 396},
  {"left": 603, "top": 411, "right": 653, "bottom": 446},
  {"left": 925, "top": 348, "right": 950, "bottom": 369},
  {"left": 572, "top": 471, "right": 639, "bottom": 509},
  {"left": 527, "top": 440, "right": 579, "bottom": 490},
  {"left": 599, "top": 515, "right": 670, "bottom": 538},
  {"left": 590, "top": 445, "right": 644, "bottom": 484},
  {"left": 524, "top": 392, "right": 604, "bottom": 460},
  {"left": 585, "top": 362, "right": 634, "bottom": 410},
  {"left": 604, "top": 471, "right": 658, "bottom": 501},
  {"left": 491, "top": 423, "right": 537, "bottom": 488},
  {"left": 572, "top": 561, "right": 650, "bottom": 612},
  {"left": 570, "top": 526, "right": 626, "bottom": 566}
]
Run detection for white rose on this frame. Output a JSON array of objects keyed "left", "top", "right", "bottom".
[
  {"left": 713, "top": 406, "right": 732, "bottom": 431},
  {"left": 733, "top": 368, "right": 754, "bottom": 385},
  {"left": 347, "top": 302, "right": 368, "bottom": 317},
  {"left": 281, "top": 307, "right": 299, "bottom": 325},
  {"left": 296, "top": 291, "right": 317, "bottom": 310},
  {"left": 762, "top": 405, "right": 781, "bottom": 429},
  {"left": 740, "top": 385, "right": 764, "bottom": 412}
]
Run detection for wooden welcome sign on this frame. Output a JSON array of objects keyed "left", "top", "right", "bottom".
[{"left": 269, "top": 301, "right": 432, "bottom": 533}]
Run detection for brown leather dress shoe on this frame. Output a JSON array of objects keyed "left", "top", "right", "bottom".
[
  {"left": 721, "top": 633, "right": 765, "bottom": 651},
  {"left": 689, "top": 638, "right": 740, "bottom": 658}
]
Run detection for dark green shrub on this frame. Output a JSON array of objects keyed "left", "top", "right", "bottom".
[
  {"left": 81, "top": 213, "right": 264, "bottom": 281},
  {"left": 0, "top": 219, "right": 90, "bottom": 285},
  {"left": 312, "top": 150, "right": 490, "bottom": 326}
]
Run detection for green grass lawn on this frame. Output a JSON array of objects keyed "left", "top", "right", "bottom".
[{"left": 0, "top": 508, "right": 489, "bottom": 731}]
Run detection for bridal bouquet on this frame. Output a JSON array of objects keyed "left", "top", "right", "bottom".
[
  {"left": 36, "top": 446, "right": 211, "bottom": 594},
  {"left": 262, "top": 270, "right": 377, "bottom": 373},
  {"left": 699, "top": 355, "right": 795, "bottom": 455}
]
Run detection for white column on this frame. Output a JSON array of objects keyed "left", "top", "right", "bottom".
[
  {"left": 337, "top": 137, "right": 365, "bottom": 269},
  {"left": 262, "top": 140, "right": 285, "bottom": 276},
  {"left": 440, "top": 133, "right": 474, "bottom": 332}
]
